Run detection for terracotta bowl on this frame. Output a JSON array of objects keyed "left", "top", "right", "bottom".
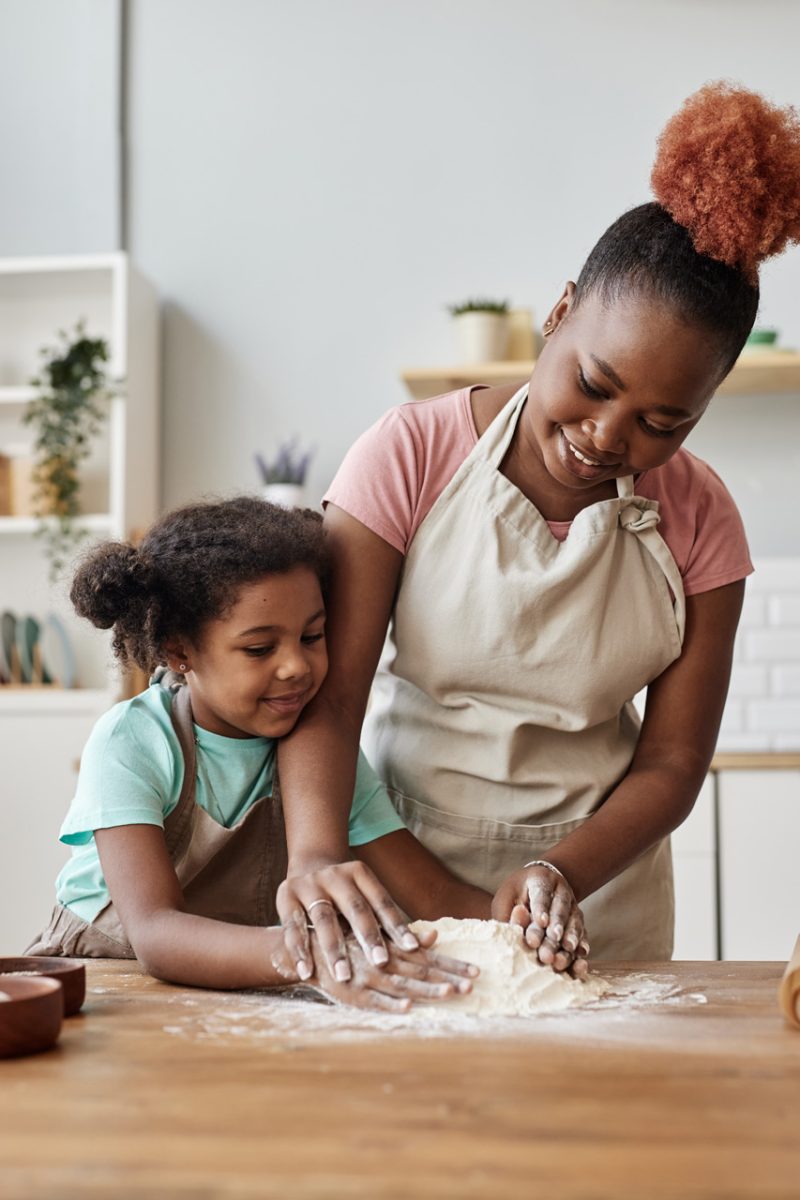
[
  {"left": 0, "top": 976, "right": 64, "bottom": 1058},
  {"left": 0, "top": 957, "right": 86, "bottom": 1016}
]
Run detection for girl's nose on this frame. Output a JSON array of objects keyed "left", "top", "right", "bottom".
[{"left": 275, "top": 646, "right": 312, "bottom": 682}]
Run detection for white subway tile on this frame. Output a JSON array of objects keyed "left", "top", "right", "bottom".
[
  {"left": 772, "top": 734, "right": 800, "bottom": 751},
  {"left": 727, "top": 664, "right": 769, "bottom": 699},
  {"left": 773, "top": 665, "right": 800, "bottom": 696},
  {"left": 715, "top": 731, "right": 771, "bottom": 752},
  {"left": 738, "top": 593, "right": 767, "bottom": 628},
  {"left": 768, "top": 595, "right": 800, "bottom": 627},
  {"left": 747, "top": 559, "right": 800, "bottom": 591},
  {"left": 718, "top": 701, "right": 744, "bottom": 734},
  {"left": 744, "top": 630, "right": 800, "bottom": 663},
  {"left": 746, "top": 700, "right": 800, "bottom": 733}
]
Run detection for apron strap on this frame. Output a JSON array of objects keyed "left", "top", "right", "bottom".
[
  {"left": 164, "top": 683, "right": 200, "bottom": 858},
  {"left": 616, "top": 475, "right": 686, "bottom": 642}
]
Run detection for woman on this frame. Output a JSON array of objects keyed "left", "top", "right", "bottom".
[{"left": 275, "top": 82, "right": 800, "bottom": 980}]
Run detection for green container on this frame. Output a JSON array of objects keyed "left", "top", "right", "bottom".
[{"left": 746, "top": 328, "right": 779, "bottom": 347}]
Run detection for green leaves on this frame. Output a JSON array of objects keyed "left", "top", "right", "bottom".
[{"left": 23, "top": 322, "right": 119, "bottom": 581}]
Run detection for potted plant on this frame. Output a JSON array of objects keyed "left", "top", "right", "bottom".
[
  {"left": 448, "top": 297, "right": 511, "bottom": 364},
  {"left": 23, "top": 323, "right": 118, "bottom": 580},
  {"left": 255, "top": 439, "right": 314, "bottom": 508}
]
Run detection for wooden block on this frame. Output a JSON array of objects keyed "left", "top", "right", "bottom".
[{"left": 0, "top": 455, "right": 11, "bottom": 516}]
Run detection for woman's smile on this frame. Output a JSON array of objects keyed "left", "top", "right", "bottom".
[{"left": 558, "top": 429, "right": 623, "bottom": 480}]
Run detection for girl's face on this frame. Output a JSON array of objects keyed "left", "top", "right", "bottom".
[
  {"left": 524, "top": 285, "right": 725, "bottom": 492},
  {"left": 169, "top": 566, "right": 328, "bottom": 739}
]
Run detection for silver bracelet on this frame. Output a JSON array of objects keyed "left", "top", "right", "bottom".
[{"left": 523, "top": 859, "right": 570, "bottom": 888}]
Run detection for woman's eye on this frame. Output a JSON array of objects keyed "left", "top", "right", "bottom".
[
  {"left": 640, "top": 419, "right": 676, "bottom": 439},
  {"left": 302, "top": 632, "right": 325, "bottom": 646},
  {"left": 577, "top": 367, "right": 606, "bottom": 400}
]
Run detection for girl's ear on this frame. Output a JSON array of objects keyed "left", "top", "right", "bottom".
[{"left": 163, "top": 640, "right": 192, "bottom": 674}]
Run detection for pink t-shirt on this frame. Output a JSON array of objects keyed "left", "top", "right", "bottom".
[{"left": 324, "top": 388, "right": 753, "bottom": 597}]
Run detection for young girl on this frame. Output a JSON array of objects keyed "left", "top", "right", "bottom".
[{"left": 26, "top": 497, "right": 488, "bottom": 1010}]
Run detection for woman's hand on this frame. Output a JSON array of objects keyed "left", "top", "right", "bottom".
[
  {"left": 276, "top": 860, "right": 422, "bottom": 983},
  {"left": 492, "top": 864, "right": 590, "bottom": 979},
  {"left": 271, "top": 927, "right": 479, "bottom": 1012}
]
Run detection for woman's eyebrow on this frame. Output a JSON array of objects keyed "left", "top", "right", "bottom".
[{"left": 590, "top": 354, "right": 626, "bottom": 391}]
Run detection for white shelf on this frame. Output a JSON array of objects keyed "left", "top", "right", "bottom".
[
  {"left": 0, "top": 686, "right": 118, "bottom": 714},
  {"left": 0, "top": 386, "right": 37, "bottom": 405},
  {"left": 0, "top": 513, "right": 116, "bottom": 535}
]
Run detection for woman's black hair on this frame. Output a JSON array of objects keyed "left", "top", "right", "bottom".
[
  {"left": 573, "top": 202, "right": 759, "bottom": 375},
  {"left": 70, "top": 496, "right": 329, "bottom": 671},
  {"left": 572, "top": 82, "right": 800, "bottom": 376}
]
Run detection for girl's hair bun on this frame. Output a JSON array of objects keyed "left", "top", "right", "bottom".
[
  {"left": 651, "top": 81, "right": 800, "bottom": 279},
  {"left": 70, "top": 541, "right": 154, "bottom": 630}
]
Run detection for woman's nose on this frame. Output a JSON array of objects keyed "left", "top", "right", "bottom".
[{"left": 581, "top": 417, "right": 626, "bottom": 456}]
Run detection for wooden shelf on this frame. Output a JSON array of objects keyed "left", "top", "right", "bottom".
[
  {"left": 710, "top": 752, "right": 800, "bottom": 771},
  {"left": 0, "top": 386, "right": 37, "bottom": 405},
  {"left": 401, "top": 350, "right": 800, "bottom": 401}
]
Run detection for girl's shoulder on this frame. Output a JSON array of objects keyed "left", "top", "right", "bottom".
[{"left": 88, "top": 682, "right": 178, "bottom": 761}]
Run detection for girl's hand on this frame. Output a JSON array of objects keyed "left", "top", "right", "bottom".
[
  {"left": 492, "top": 864, "right": 590, "bottom": 979},
  {"left": 271, "top": 928, "right": 479, "bottom": 1012},
  {"left": 276, "top": 860, "right": 420, "bottom": 983}
]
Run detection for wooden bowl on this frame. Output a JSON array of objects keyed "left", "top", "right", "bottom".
[
  {"left": 0, "top": 976, "right": 64, "bottom": 1058},
  {"left": 0, "top": 956, "right": 86, "bottom": 1016}
]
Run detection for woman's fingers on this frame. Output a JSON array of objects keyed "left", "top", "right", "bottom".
[
  {"left": 562, "top": 907, "right": 585, "bottom": 955},
  {"left": 526, "top": 871, "right": 558, "bottom": 931},
  {"left": 509, "top": 903, "right": 531, "bottom": 929},
  {"left": 345, "top": 862, "right": 420, "bottom": 953},
  {"left": 275, "top": 880, "right": 313, "bottom": 979},
  {"left": 544, "top": 882, "right": 574, "bottom": 946}
]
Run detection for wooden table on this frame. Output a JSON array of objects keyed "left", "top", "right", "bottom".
[{"left": 0, "top": 961, "right": 797, "bottom": 1199}]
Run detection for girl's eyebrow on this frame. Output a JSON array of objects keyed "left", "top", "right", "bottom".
[{"left": 236, "top": 609, "right": 326, "bottom": 638}]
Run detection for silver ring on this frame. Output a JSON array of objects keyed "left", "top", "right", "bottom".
[{"left": 307, "top": 898, "right": 335, "bottom": 915}]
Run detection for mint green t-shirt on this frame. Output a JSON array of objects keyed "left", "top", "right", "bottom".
[{"left": 56, "top": 683, "right": 404, "bottom": 922}]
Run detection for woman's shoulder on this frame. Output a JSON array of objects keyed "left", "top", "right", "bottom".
[{"left": 637, "top": 448, "right": 753, "bottom": 594}]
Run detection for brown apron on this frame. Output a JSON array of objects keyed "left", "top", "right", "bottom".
[{"left": 26, "top": 683, "right": 288, "bottom": 958}]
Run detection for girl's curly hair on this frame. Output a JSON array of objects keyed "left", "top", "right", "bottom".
[
  {"left": 573, "top": 82, "right": 800, "bottom": 374},
  {"left": 70, "top": 496, "right": 329, "bottom": 672}
]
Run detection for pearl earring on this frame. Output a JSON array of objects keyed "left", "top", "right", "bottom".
[{"left": 179, "top": 664, "right": 188, "bottom": 673}]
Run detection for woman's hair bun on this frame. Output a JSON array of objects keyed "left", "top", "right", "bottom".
[
  {"left": 70, "top": 541, "right": 155, "bottom": 630},
  {"left": 651, "top": 81, "right": 800, "bottom": 278}
]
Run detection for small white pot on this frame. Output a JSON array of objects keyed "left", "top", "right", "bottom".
[
  {"left": 453, "top": 312, "right": 510, "bottom": 364},
  {"left": 261, "top": 483, "right": 307, "bottom": 509}
]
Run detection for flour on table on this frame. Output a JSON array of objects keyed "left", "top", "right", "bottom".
[{"left": 409, "top": 917, "right": 609, "bottom": 1017}]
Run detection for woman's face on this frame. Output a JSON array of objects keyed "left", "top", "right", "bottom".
[
  {"left": 169, "top": 566, "right": 328, "bottom": 739},
  {"left": 525, "top": 285, "right": 726, "bottom": 492}
]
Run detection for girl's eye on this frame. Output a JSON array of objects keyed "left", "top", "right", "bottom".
[
  {"left": 639, "top": 419, "right": 677, "bottom": 439},
  {"left": 577, "top": 367, "right": 606, "bottom": 400},
  {"left": 302, "top": 632, "right": 325, "bottom": 646},
  {"left": 243, "top": 645, "right": 275, "bottom": 658}
]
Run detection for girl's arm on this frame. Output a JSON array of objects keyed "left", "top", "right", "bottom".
[
  {"left": 356, "top": 830, "right": 492, "bottom": 921},
  {"left": 95, "top": 824, "right": 477, "bottom": 1003},
  {"left": 493, "top": 580, "right": 745, "bottom": 964},
  {"left": 276, "top": 506, "right": 417, "bottom": 975}
]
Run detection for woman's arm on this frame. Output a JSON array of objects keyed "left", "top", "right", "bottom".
[
  {"left": 95, "top": 824, "right": 478, "bottom": 1004},
  {"left": 276, "top": 505, "right": 419, "bottom": 975},
  {"left": 493, "top": 580, "right": 745, "bottom": 956},
  {"left": 357, "top": 830, "right": 492, "bottom": 921}
]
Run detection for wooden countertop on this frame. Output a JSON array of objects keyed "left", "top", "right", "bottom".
[{"left": 0, "top": 960, "right": 798, "bottom": 1198}]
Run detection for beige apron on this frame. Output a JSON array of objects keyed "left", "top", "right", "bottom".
[
  {"left": 26, "top": 682, "right": 288, "bottom": 958},
  {"left": 363, "top": 384, "right": 686, "bottom": 960}
]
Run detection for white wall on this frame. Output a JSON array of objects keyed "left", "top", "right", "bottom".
[
  {"left": 0, "top": 0, "right": 120, "bottom": 255},
  {"left": 124, "top": 0, "right": 800, "bottom": 557}
]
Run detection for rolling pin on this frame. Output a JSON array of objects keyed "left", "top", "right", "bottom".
[{"left": 778, "top": 935, "right": 800, "bottom": 1028}]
